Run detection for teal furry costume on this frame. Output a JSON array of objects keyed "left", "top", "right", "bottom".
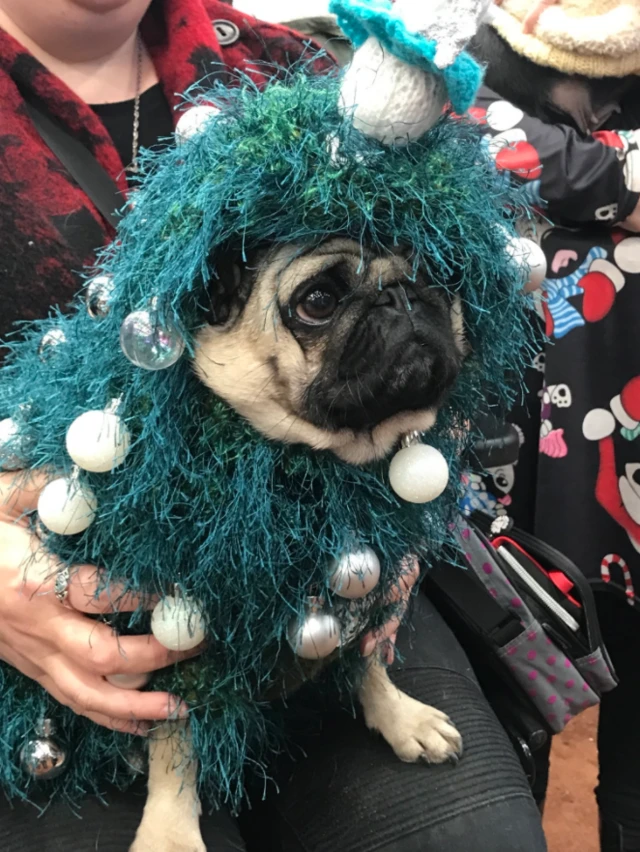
[{"left": 0, "top": 0, "right": 534, "bottom": 812}]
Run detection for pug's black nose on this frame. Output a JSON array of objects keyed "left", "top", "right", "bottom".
[{"left": 375, "top": 281, "right": 417, "bottom": 311}]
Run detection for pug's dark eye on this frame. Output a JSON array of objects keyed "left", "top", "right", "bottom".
[{"left": 296, "top": 287, "right": 339, "bottom": 325}]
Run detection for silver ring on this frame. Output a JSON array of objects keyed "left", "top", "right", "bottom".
[{"left": 54, "top": 566, "right": 70, "bottom": 605}]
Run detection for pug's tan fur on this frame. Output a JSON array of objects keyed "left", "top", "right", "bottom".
[
  {"left": 131, "top": 238, "right": 465, "bottom": 852},
  {"left": 194, "top": 239, "right": 466, "bottom": 464}
]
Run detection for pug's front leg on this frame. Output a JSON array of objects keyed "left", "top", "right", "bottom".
[
  {"left": 130, "top": 722, "right": 206, "bottom": 852},
  {"left": 359, "top": 655, "right": 463, "bottom": 764}
]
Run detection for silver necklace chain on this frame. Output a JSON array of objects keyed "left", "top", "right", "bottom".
[{"left": 126, "top": 33, "right": 143, "bottom": 175}]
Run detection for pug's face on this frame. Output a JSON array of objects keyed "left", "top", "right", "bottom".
[{"left": 194, "top": 238, "right": 466, "bottom": 464}]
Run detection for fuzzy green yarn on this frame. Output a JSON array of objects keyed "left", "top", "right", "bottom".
[{"left": 0, "top": 69, "right": 535, "bottom": 810}]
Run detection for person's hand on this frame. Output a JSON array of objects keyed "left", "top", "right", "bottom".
[
  {"left": 620, "top": 196, "right": 640, "bottom": 232},
  {"left": 492, "top": 0, "right": 560, "bottom": 34},
  {"left": 0, "top": 471, "right": 200, "bottom": 735},
  {"left": 360, "top": 555, "right": 420, "bottom": 665}
]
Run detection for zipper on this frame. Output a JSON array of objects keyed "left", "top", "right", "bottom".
[
  {"left": 496, "top": 545, "right": 581, "bottom": 633},
  {"left": 470, "top": 511, "right": 604, "bottom": 653}
]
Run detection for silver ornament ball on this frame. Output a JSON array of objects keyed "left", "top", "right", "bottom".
[
  {"left": 85, "top": 274, "right": 115, "bottom": 318},
  {"left": 120, "top": 307, "right": 185, "bottom": 371},
  {"left": 506, "top": 236, "right": 547, "bottom": 291},
  {"left": 38, "top": 328, "right": 67, "bottom": 361},
  {"left": 329, "top": 546, "right": 381, "bottom": 599},
  {"left": 0, "top": 417, "right": 23, "bottom": 471},
  {"left": 288, "top": 598, "right": 341, "bottom": 660},
  {"left": 124, "top": 747, "right": 147, "bottom": 776},
  {"left": 20, "top": 720, "right": 67, "bottom": 781}
]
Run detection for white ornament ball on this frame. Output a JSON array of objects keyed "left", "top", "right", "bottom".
[
  {"left": 507, "top": 236, "right": 547, "bottom": 291},
  {"left": 106, "top": 672, "right": 151, "bottom": 690},
  {"left": 65, "top": 410, "right": 131, "bottom": 473},
  {"left": 175, "top": 105, "right": 220, "bottom": 144},
  {"left": 389, "top": 443, "right": 449, "bottom": 504},
  {"left": 288, "top": 609, "right": 341, "bottom": 660},
  {"left": 329, "top": 546, "right": 381, "bottom": 599},
  {"left": 38, "top": 477, "right": 98, "bottom": 535},
  {"left": 151, "top": 595, "right": 207, "bottom": 651},
  {"left": 0, "top": 417, "right": 22, "bottom": 470}
]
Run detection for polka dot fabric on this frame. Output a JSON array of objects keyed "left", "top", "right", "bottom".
[{"left": 452, "top": 518, "right": 617, "bottom": 733}]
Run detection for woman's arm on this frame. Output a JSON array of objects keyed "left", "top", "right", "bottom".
[{"left": 474, "top": 84, "right": 640, "bottom": 228}]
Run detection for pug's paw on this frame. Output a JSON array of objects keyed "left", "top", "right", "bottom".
[
  {"left": 369, "top": 690, "right": 463, "bottom": 765},
  {"left": 129, "top": 809, "right": 206, "bottom": 852}
]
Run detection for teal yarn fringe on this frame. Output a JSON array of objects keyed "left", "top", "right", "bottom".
[{"left": 0, "top": 68, "right": 535, "bottom": 811}]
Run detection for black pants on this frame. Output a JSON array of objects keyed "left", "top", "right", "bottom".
[
  {"left": 595, "top": 593, "right": 640, "bottom": 852},
  {"left": 0, "top": 596, "right": 547, "bottom": 852}
]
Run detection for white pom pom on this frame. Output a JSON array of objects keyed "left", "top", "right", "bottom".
[
  {"left": 506, "top": 236, "right": 547, "bottom": 290},
  {"left": 0, "top": 418, "right": 22, "bottom": 471},
  {"left": 151, "top": 595, "right": 207, "bottom": 651},
  {"left": 329, "top": 546, "right": 381, "bottom": 599},
  {"left": 38, "top": 477, "right": 97, "bottom": 535},
  {"left": 175, "top": 105, "right": 220, "bottom": 144},
  {"left": 582, "top": 409, "right": 616, "bottom": 441},
  {"left": 389, "top": 443, "right": 449, "bottom": 503},
  {"left": 65, "top": 410, "right": 131, "bottom": 473},
  {"left": 106, "top": 673, "right": 151, "bottom": 690},
  {"left": 340, "top": 37, "right": 447, "bottom": 145}
]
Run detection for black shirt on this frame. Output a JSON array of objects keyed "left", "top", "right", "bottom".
[{"left": 90, "top": 83, "right": 174, "bottom": 173}]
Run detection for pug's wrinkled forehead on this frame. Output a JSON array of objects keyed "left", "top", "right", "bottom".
[{"left": 194, "top": 238, "right": 465, "bottom": 465}]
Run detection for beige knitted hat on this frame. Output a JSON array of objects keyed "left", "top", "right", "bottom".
[{"left": 489, "top": 0, "right": 640, "bottom": 76}]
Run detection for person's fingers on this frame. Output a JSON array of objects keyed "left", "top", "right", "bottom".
[
  {"left": 53, "top": 613, "right": 202, "bottom": 676},
  {"left": 522, "top": 0, "right": 559, "bottom": 34},
  {"left": 0, "top": 470, "right": 49, "bottom": 520},
  {"left": 35, "top": 672, "right": 152, "bottom": 735},
  {"left": 47, "top": 655, "right": 188, "bottom": 722},
  {"left": 360, "top": 556, "right": 419, "bottom": 657},
  {"left": 65, "top": 565, "right": 159, "bottom": 614}
]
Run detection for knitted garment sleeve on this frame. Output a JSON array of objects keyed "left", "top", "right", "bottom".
[{"left": 472, "top": 85, "right": 640, "bottom": 227}]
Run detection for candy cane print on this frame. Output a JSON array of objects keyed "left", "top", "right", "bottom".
[{"left": 601, "top": 554, "right": 636, "bottom": 605}]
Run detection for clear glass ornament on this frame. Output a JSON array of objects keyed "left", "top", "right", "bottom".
[
  {"left": 120, "top": 304, "right": 185, "bottom": 371},
  {"left": 85, "top": 274, "right": 115, "bottom": 319},
  {"left": 20, "top": 719, "right": 67, "bottom": 780},
  {"left": 329, "top": 546, "right": 381, "bottom": 599}
]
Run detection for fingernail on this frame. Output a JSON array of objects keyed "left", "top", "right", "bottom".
[
  {"left": 362, "top": 637, "right": 377, "bottom": 657},
  {"left": 136, "top": 722, "right": 151, "bottom": 737}
]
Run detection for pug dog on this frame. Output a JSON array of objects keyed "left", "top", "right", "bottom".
[{"left": 131, "top": 236, "right": 466, "bottom": 852}]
